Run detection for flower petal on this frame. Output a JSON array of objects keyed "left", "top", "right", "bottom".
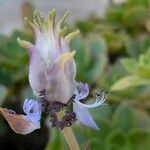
[
  {"left": 74, "top": 83, "right": 106, "bottom": 108},
  {"left": 46, "top": 51, "right": 76, "bottom": 104},
  {"left": 0, "top": 107, "right": 40, "bottom": 135},
  {"left": 29, "top": 50, "right": 46, "bottom": 97},
  {"left": 73, "top": 102, "right": 99, "bottom": 130},
  {"left": 17, "top": 37, "right": 34, "bottom": 51},
  {"left": 55, "top": 51, "right": 76, "bottom": 67},
  {"left": 74, "top": 82, "right": 89, "bottom": 101},
  {"left": 23, "top": 99, "right": 41, "bottom": 123},
  {"left": 64, "top": 30, "right": 80, "bottom": 44}
]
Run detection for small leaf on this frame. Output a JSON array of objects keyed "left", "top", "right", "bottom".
[
  {"left": 111, "top": 75, "right": 150, "bottom": 91},
  {"left": 85, "top": 36, "right": 107, "bottom": 82},
  {"left": 112, "top": 103, "right": 150, "bottom": 132},
  {"left": 0, "top": 84, "right": 8, "bottom": 105},
  {"left": 106, "top": 130, "right": 127, "bottom": 147},
  {"left": 136, "top": 66, "right": 150, "bottom": 78},
  {"left": 112, "top": 103, "right": 134, "bottom": 132},
  {"left": 127, "top": 129, "right": 150, "bottom": 150},
  {"left": 121, "top": 58, "right": 138, "bottom": 73}
]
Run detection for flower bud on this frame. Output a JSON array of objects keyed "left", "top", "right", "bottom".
[{"left": 17, "top": 10, "right": 79, "bottom": 104}]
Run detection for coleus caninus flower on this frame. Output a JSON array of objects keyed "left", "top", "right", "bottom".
[{"left": 0, "top": 10, "right": 107, "bottom": 135}]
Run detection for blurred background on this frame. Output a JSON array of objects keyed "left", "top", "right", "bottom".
[{"left": 0, "top": 0, "right": 150, "bottom": 150}]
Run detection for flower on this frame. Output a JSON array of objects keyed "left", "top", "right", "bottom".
[
  {"left": 23, "top": 99, "right": 41, "bottom": 124},
  {"left": 73, "top": 82, "right": 107, "bottom": 130},
  {"left": 0, "top": 99, "right": 41, "bottom": 135},
  {"left": 17, "top": 10, "right": 79, "bottom": 104},
  {"left": 0, "top": 10, "right": 107, "bottom": 135}
]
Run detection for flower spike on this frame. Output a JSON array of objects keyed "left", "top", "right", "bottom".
[{"left": 17, "top": 10, "right": 77, "bottom": 102}]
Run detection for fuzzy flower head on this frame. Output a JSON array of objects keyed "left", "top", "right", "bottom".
[
  {"left": 17, "top": 10, "right": 79, "bottom": 104},
  {"left": 0, "top": 10, "right": 107, "bottom": 137}
]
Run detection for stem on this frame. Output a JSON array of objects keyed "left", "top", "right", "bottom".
[
  {"left": 61, "top": 127, "right": 80, "bottom": 150},
  {"left": 57, "top": 111, "right": 80, "bottom": 150}
]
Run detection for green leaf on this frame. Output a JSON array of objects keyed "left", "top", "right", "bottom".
[
  {"left": 106, "top": 7, "right": 123, "bottom": 25},
  {"left": 73, "top": 118, "right": 111, "bottom": 149},
  {"left": 85, "top": 36, "right": 107, "bottom": 82},
  {"left": 132, "top": 109, "right": 150, "bottom": 130},
  {"left": 121, "top": 58, "right": 138, "bottom": 73},
  {"left": 139, "top": 48, "right": 150, "bottom": 67},
  {"left": 71, "top": 36, "right": 107, "bottom": 83},
  {"left": 71, "top": 36, "right": 90, "bottom": 82},
  {"left": 107, "top": 130, "right": 126, "bottom": 145},
  {"left": 112, "top": 103, "right": 135, "bottom": 132},
  {"left": 125, "top": 38, "right": 141, "bottom": 58},
  {"left": 136, "top": 66, "right": 150, "bottom": 78},
  {"left": 106, "top": 130, "right": 127, "bottom": 149},
  {"left": 127, "top": 129, "right": 150, "bottom": 150},
  {"left": 111, "top": 75, "right": 150, "bottom": 91},
  {"left": 112, "top": 103, "right": 150, "bottom": 133},
  {"left": 122, "top": 6, "right": 148, "bottom": 28},
  {"left": 0, "top": 84, "right": 8, "bottom": 105},
  {"left": 101, "top": 31, "right": 125, "bottom": 53}
]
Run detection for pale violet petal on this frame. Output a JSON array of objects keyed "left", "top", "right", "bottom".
[
  {"left": 73, "top": 102, "right": 99, "bottom": 130},
  {"left": 29, "top": 50, "right": 46, "bottom": 97},
  {"left": 74, "top": 89, "right": 106, "bottom": 109},
  {"left": 74, "top": 82, "right": 89, "bottom": 101},
  {"left": 23, "top": 99, "right": 41, "bottom": 123},
  {"left": 23, "top": 99, "right": 34, "bottom": 114}
]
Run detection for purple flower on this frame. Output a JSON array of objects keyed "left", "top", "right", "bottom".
[
  {"left": 23, "top": 99, "right": 41, "bottom": 124},
  {"left": 0, "top": 99, "right": 41, "bottom": 135},
  {"left": 73, "top": 82, "right": 106, "bottom": 130},
  {"left": 17, "top": 10, "right": 79, "bottom": 104},
  {"left": 0, "top": 10, "right": 107, "bottom": 135}
]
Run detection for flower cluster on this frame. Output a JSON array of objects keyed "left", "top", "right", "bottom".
[{"left": 0, "top": 10, "right": 106, "bottom": 134}]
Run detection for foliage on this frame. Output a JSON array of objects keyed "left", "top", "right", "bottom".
[
  {"left": 111, "top": 48, "right": 150, "bottom": 91},
  {"left": 70, "top": 35, "right": 108, "bottom": 84}
]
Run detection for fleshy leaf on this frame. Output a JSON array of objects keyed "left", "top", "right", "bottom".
[{"left": 111, "top": 75, "right": 150, "bottom": 91}]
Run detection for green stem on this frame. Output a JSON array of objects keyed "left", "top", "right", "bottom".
[
  {"left": 61, "top": 126, "right": 80, "bottom": 150},
  {"left": 57, "top": 111, "right": 80, "bottom": 150}
]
